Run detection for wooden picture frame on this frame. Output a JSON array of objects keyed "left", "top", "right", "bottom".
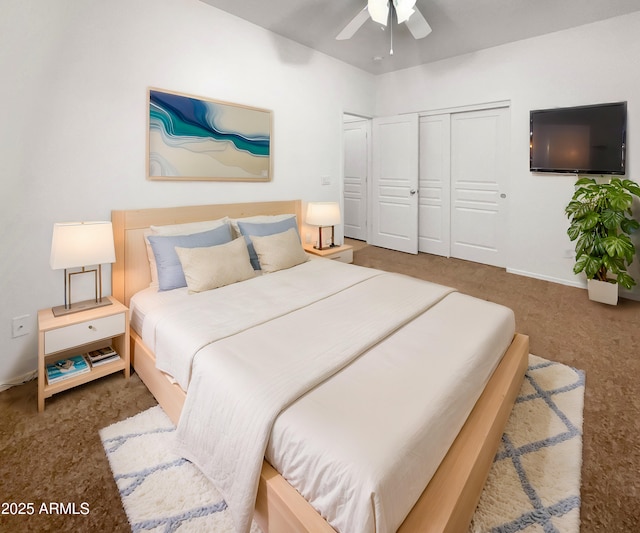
[{"left": 147, "top": 88, "right": 272, "bottom": 181}]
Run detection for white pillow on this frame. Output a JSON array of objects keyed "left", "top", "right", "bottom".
[
  {"left": 249, "top": 228, "right": 309, "bottom": 274},
  {"left": 144, "top": 217, "right": 230, "bottom": 287},
  {"left": 150, "top": 217, "right": 230, "bottom": 236},
  {"left": 229, "top": 214, "right": 295, "bottom": 238},
  {"left": 174, "top": 237, "right": 255, "bottom": 293}
]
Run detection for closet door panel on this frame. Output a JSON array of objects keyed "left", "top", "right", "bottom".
[{"left": 371, "top": 114, "right": 419, "bottom": 254}]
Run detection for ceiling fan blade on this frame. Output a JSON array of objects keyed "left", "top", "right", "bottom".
[
  {"left": 336, "top": 6, "right": 370, "bottom": 40},
  {"left": 405, "top": 6, "right": 432, "bottom": 39}
]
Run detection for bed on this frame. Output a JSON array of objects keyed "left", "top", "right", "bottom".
[{"left": 111, "top": 199, "right": 529, "bottom": 533}]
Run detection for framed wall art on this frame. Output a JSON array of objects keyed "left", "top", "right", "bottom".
[{"left": 147, "top": 88, "right": 272, "bottom": 181}]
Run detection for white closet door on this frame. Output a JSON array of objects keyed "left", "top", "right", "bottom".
[
  {"left": 343, "top": 120, "right": 369, "bottom": 241},
  {"left": 450, "top": 107, "right": 509, "bottom": 267},
  {"left": 371, "top": 114, "right": 419, "bottom": 254},
  {"left": 418, "top": 114, "right": 451, "bottom": 256}
]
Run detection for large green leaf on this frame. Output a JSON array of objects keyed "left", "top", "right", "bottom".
[
  {"left": 567, "top": 224, "right": 582, "bottom": 242},
  {"left": 602, "top": 254, "right": 625, "bottom": 274},
  {"left": 574, "top": 254, "right": 602, "bottom": 279},
  {"left": 602, "top": 234, "right": 635, "bottom": 260},
  {"left": 617, "top": 271, "right": 637, "bottom": 290},
  {"left": 621, "top": 217, "right": 640, "bottom": 234},
  {"left": 601, "top": 208, "right": 625, "bottom": 230},
  {"left": 565, "top": 200, "right": 593, "bottom": 219},
  {"left": 575, "top": 177, "right": 597, "bottom": 187},
  {"left": 607, "top": 187, "right": 633, "bottom": 211},
  {"left": 579, "top": 211, "right": 600, "bottom": 231},
  {"left": 578, "top": 232, "right": 597, "bottom": 254},
  {"left": 593, "top": 238, "right": 607, "bottom": 256},
  {"left": 622, "top": 180, "right": 640, "bottom": 197}
]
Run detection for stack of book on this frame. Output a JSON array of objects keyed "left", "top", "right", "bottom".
[
  {"left": 85, "top": 346, "right": 121, "bottom": 367},
  {"left": 45, "top": 355, "right": 90, "bottom": 384}
]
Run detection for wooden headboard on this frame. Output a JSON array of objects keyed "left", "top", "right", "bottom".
[{"left": 111, "top": 200, "right": 302, "bottom": 306}]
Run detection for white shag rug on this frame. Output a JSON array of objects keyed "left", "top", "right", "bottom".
[{"left": 100, "top": 354, "right": 584, "bottom": 533}]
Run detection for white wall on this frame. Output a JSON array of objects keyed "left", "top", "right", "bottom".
[
  {"left": 0, "top": 0, "right": 375, "bottom": 387},
  {"left": 375, "top": 12, "right": 640, "bottom": 297}
]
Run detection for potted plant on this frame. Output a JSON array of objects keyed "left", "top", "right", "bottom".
[{"left": 565, "top": 177, "right": 640, "bottom": 304}]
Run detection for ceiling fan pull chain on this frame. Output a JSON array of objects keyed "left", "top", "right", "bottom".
[{"left": 390, "top": 6, "right": 394, "bottom": 55}]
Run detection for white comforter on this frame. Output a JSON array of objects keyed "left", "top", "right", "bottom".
[
  {"left": 140, "top": 259, "right": 381, "bottom": 390},
  {"left": 266, "top": 291, "right": 515, "bottom": 533},
  {"left": 133, "top": 259, "right": 515, "bottom": 533},
  {"left": 173, "top": 268, "right": 454, "bottom": 533}
]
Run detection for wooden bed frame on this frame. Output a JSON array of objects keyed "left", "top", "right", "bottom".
[{"left": 111, "top": 200, "right": 529, "bottom": 533}]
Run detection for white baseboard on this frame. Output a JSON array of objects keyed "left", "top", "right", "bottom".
[
  {"left": 620, "top": 288, "right": 640, "bottom": 301},
  {"left": 506, "top": 268, "right": 640, "bottom": 301},
  {"left": 506, "top": 268, "right": 585, "bottom": 289},
  {"left": 0, "top": 370, "right": 37, "bottom": 393}
]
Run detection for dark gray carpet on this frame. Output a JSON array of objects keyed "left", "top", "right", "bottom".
[{"left": 1, "top": 243, "right": 638, "bottom": 532}]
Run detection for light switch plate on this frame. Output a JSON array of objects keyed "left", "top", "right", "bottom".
[{"left": 12, "top": 315, "right": 31, "bottom": 338}]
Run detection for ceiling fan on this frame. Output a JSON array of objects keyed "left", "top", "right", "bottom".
[{"left": 336, "top": 0, "right": 432, "bottom": 43}]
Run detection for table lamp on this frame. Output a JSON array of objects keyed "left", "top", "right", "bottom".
[
  {"left": 49, "top": 221, "right": 116, "bottom": 316},
  {"left": 306, "top": 202, "right": 341, "bottom": 250}
]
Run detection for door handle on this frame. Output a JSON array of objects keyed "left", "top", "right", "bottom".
[{"left": 410, "top": 189, "right": 418, "bottom": 195}]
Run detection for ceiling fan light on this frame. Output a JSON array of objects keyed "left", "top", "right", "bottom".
[
  {"left": 394, "top": 0, "right": 417, "bottom": 9},
  {"left": 368, "top": 0, "right": 389, "bottom": 26},
  {"left": 394, "top": 0, "right": 416, "bottom": 23},
  {"left": 395, "top": 7, "right": 415, "bottom": 23}
]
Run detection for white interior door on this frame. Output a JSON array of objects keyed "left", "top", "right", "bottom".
[
  {"left": 450, "top": 107, "right": 509, "bottom": 267},
  {"left": 418, "top": 115, "right": 451, "bottom": 256},
  {"left": 371, "top": 114, "right": 419, "bottom": 254},
  {"left": 343, "top": 118, "right": 369, "bottom": 241}
]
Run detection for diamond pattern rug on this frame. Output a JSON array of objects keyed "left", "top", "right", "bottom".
[{"left": 100, "top": 354, "right": 584, "bottom": 533}]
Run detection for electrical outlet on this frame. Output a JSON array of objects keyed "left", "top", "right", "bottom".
[
  {"left": 321, "top": 175, "right": 331, "bottom": 186},
  {"left": 12, "top": 315, "right": 31, "bottom": 338}
]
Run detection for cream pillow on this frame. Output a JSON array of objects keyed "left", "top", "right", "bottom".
[
  {"left": 249, "top": 227, "right": 309, "bottom": 274},
  {"left": 174, "top": 237, "right": 255, "bottom": 293}
]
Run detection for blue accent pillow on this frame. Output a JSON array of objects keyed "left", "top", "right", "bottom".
[
  {"left": 147, "top": 224, "right": 233, "bottom": 291},
  {"left": 237, "top": 217, "right": 299, "bottom": 270}
]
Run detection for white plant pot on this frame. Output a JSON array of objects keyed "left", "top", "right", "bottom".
[{"left": 587, "top": 279, "right": 619, "bottom": 305}]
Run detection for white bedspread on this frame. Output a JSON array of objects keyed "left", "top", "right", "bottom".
[
  {"left": 173, "top": 271, "right": 454, "bottom": 533},
  {"left": 133, "top": 259, "right": 515, "bottom": 533},
  {"left": 266, "top": 291, "right": 515, "bottom": 533},
  {"left": 137, "top": 259, "right": 381, "bottom": 390}
]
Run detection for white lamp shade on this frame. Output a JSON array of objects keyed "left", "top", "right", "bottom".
[
  {"left": 306, "top": 202, "right": 341, "bottom": 227},
  {"left": 50, "top": 221, "right": 116, "bottom": 270}
]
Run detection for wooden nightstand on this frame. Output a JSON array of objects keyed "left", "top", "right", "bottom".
[
  {"left": 37, "top": 296, "right": 130, "bottom": 412},
  {"left": 304, "top": 243, "right": 353, "bottom": 263}
]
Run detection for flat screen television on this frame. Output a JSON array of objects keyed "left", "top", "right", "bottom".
[{"left": 529, "top": 101, "right": 627, "bottom": 175}]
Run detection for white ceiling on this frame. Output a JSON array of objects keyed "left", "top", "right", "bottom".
[{"left": 199, "top": 0, "right": 640, "bottom": 74}]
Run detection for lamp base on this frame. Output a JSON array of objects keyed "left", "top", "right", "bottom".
[
  {"left": 314, "top": 224, "right": 338, "bottom": 250},
  {"left": 52, "top": 298, "right": 112, "bottom": 317}
]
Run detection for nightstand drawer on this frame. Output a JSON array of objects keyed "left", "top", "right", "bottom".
[
  {"left": 303, "top": 244, "right": 354, "bottom": 264},
  {"left": 44, "top": 313, "right": 126, "bottom": 355},
  {"left": 328, "top": 248, "right": 353, "bottom": 263}
]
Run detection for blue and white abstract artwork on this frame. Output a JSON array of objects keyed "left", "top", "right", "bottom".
[{"left": 148, "top": 89, "right": 271, "bottom": 181}]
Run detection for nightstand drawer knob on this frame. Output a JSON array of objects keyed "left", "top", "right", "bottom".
[{"left": 88, "top": 325, "right": 95, "bottom": 330}]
